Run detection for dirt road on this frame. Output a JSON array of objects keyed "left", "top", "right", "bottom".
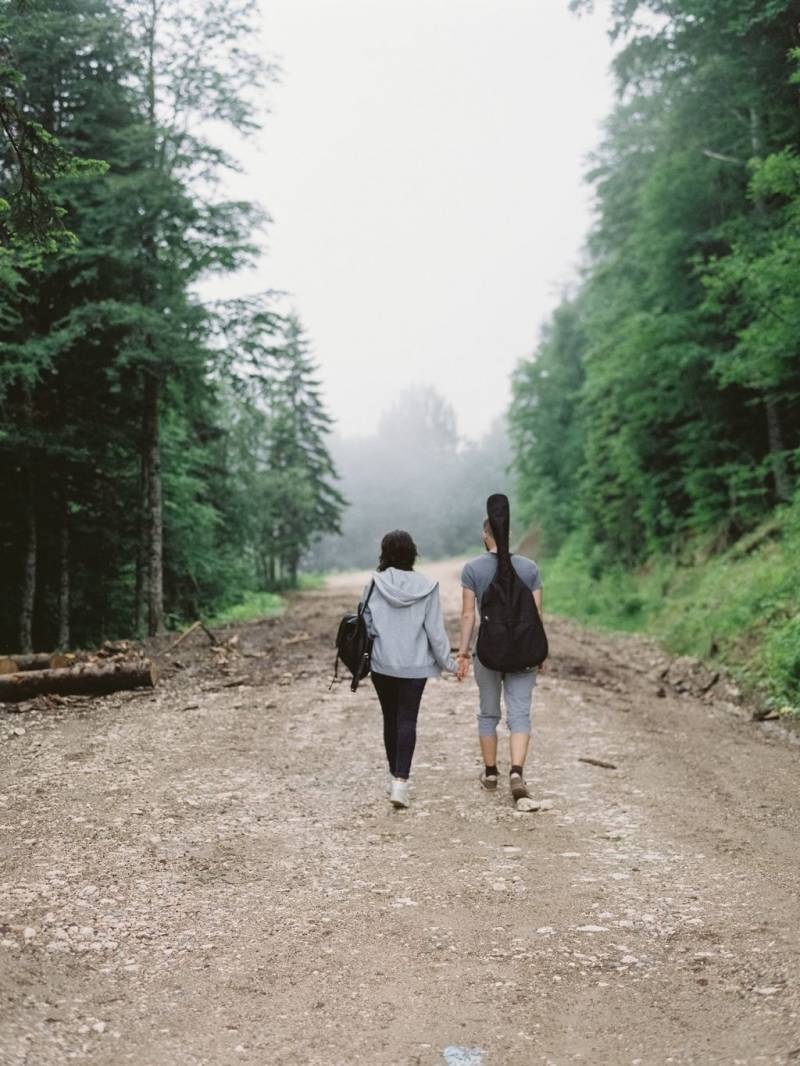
[{"left": 1, "top": 560, "right": 799, "bottom": 1065}]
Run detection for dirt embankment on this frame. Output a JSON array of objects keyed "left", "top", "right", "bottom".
[{"left": 1, "top": 560, "right": 799, "bottom": 1065}]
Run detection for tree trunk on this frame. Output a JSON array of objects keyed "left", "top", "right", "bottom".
[
  {"left": 0, "top": 653, "right": 71, "bottom": 674},
  {"left": 19, "top": 465, "right": 37, "bottom": 654},
  {"left": 749, "top": 109, "right": 792, "bottom": 502},
  {"left": 146, "top": 0, "right": 157, "bottom": 126},
  {"left": 0, "top": 659, "right": 159, "bottom": 703},
  {"left": 143, "top": 373, "right": 164, "bottom": 636},
  {"left": 134, "top": 444, "right": 150, "bottom": 636},
  {"left": 765, "top": 394, "right": 791, "bottom": 501},
  {"left": 749, "top": 105, "right": 766, "bottom": 162},
  {"left": 57, "top": 499, "right": 70, "bottom": 649}
]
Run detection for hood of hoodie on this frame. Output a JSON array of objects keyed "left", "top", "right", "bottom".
[{"left": 371, "top": 568, "right": 437, "bottom": 608}]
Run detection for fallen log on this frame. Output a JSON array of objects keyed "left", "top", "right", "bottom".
[
  {"left": 0, "top": 653, "right": 71, "bottom": 674},
  {"left": 0, "top": 660, "right": 158, "bottom": 703}
]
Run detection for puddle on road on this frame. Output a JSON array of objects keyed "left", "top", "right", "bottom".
[{"left": 442, "top": 1046, "right": 485, "bottom": 1066}]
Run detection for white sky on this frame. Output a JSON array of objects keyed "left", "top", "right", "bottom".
[{"left": 212, "top": 0, "right": 615, "bottom": 440}]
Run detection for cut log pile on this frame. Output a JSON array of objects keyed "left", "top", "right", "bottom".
[
  {"left": 0, "top": 653, "right": 72, "bottom": 674},
  {"left": 0, "top": 641, "right": 158, "bottom": 704}
]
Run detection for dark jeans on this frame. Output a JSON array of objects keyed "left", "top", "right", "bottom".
[{"left": 371, "top": 672, "right": 427, "bottom": 779}]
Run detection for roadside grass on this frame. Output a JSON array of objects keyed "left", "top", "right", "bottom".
[
  {"left": 207, "top": 591, "right": 286, "bottom": 627},
  {"left": 540, "top": 505, "right": 800, "bottom": 716},
  {"left": 205, "top": 573, "right": 327, "bottom": 628},
  {"left": 297, "top": 572, "right": 327, "bottom": 591}
]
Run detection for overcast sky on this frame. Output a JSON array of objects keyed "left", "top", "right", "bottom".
[{"left": 213, "top": 0, "right": 616, "bottom": 441}]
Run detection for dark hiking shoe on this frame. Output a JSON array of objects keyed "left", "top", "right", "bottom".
[
  {"left": 510, "top": 772, "right": 541, "bottom": 812},
  {"left": 479, "top": 769, "right": 499, "bottom": 792}
]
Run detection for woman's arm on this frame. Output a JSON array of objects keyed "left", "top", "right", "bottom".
[{"left": 423, "top": 588, "right": 458, "bottom": 673}]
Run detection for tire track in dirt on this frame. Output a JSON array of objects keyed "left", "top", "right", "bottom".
[{"left": 1, "top": 561, "right": 798, "bottom": 1065}]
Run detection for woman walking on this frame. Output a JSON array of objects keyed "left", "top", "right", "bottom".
[{"left": 362, "top": 530, "right": 458, "bottom": 809}]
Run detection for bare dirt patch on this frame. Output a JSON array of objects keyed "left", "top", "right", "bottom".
[{"left": 1, "top": 561, "right": 799, "bottom": 1065}]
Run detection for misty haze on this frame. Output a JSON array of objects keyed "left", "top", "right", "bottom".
[{"left": 310, "top": 388, "right": 511, "bottom": 572}]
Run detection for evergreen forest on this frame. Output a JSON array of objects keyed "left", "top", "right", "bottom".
[
  {"left": 510, "top": 0, "right": 800, "bottom": 712},
  {"left": 0, "top": 0, "right": 344, "bottom": 651}
]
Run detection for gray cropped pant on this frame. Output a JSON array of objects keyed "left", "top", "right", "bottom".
[{"left": 474, "top": 657, "right": 537, "bottom": 737}]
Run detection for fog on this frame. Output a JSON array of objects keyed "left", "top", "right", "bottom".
[
  {"left": 307, "top": 388, "right": 511, "bottom": 571},
  {"left": 211, "top": 0, "right": 614, "bottom": 439},
  {"left": 206, "top": 0, "right": 615, "bottom": 569}
]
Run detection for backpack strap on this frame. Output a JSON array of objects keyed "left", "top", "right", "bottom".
[
  {"left": 358, "top": 580, "right": 375, "bottom": 616},
  {"left": 329, "top": 652, "right": 339, "bottom": 690}
]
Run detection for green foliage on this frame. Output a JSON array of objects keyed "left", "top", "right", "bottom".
[
  {"left": 512, "top": 0, "right": 800, "bottom": 711},
  {"left": 1, "top": 0, "right": 109, "bottom": 247},
  {"left": 0, "top": 0, "right": 342, "bottom": 649},
  {"left": 297, "top": 572, "right": 326, "bottom": 591},
  {"left": 217, "top": 309, "right": 345, "bottom": 590},
  {"left": 535, "top": 532, "right": 647, "bottom": 631},
  {"left": 207, "top": 591, "right": 285, "bottom": 628},
  {"left": 542, "top": 499, "right": 800, "bottom": 714},
  {"left": 509, "top": 299, "right": 585, "bottom": 552},
  {"left": 514, "top": 3, "right": 800, "bottom": 544}
]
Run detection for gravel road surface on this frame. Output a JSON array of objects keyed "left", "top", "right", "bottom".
[{"left": 1, "top": 561, "right": 798, "bottom": 1065}]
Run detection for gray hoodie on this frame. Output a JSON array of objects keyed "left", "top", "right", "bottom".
[{"left": 362, "top": 568, "right": 458, "bottom": 680}]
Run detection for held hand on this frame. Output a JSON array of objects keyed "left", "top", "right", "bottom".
[{"left": 457, "top": 653, "right": 471, "bottom": 681}]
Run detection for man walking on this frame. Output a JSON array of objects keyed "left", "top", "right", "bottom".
[{"left": 457, "top": 512, "right": 544, "bottom": 812}]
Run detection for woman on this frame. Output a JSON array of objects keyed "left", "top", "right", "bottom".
[{"left": 362, "top": 530, "right": 458, "bottom": 809}]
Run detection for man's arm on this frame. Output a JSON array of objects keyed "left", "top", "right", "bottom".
[{"left": 458, "top": 587, "right": 476, "bottom": 679}]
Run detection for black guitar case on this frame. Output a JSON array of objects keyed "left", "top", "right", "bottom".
[{"left": 475, "top": 493, "right": 548, "bottom": 672}]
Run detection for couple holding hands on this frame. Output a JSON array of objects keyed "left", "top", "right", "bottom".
[{"left": 361, "top": 495, "right": 546, "bottom": 812}]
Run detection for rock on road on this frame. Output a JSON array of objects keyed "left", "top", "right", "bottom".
[{"left": 1, "top": 560, "right": 799, "bottom": 1065}]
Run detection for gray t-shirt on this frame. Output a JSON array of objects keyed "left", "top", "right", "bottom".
[{"left": 461, "top": 552, "right": 542, "bottom": 610}]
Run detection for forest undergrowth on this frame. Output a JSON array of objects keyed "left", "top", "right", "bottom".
[{"left": 538, "top": 498, "right": 800, "bottom": 717}]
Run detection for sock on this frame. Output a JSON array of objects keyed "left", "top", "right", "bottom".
[
  {"left": 484, "top": 764, "right": 498, "bottom": 777},
  {"left": 510, "top": 764, "right": 523, "bottom": 777}
]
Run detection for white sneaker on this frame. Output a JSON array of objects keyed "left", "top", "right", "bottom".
[
  {"left": 390, "top": 779, "right": 410, "bottom": 809},
  {"left": 387, "top": 773, "right": 394, "bottom": 796}
]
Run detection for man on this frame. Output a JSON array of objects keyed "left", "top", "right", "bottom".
[{"left": 457, "top": 517, "right": 543, "bottom": 811}]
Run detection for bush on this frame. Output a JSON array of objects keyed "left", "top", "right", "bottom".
[{"left": 539, "top": 502, "right": 800, "bottom": 715}]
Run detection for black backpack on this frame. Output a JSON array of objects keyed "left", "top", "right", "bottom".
[
  {"left": 331, "top": 582, "right": 375, "bottom": 692},
  {"left": 475, "top": 493, "right": 548, "bottom": 673}
]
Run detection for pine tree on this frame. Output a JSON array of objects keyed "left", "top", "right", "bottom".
[
  {"left": 225, "top": 312, "right": 345, "bottom": 590},
  {"left": 115, "top": 0, "right": 268, "bottom": 634}
]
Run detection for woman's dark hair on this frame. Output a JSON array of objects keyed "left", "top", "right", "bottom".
[{"left": 378, "top": 529, "right": 418, "bottom": 572}]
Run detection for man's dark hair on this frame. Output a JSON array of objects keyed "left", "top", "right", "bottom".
[{"left": 378, "top": 530, "right": 418, "bottom": 572}]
